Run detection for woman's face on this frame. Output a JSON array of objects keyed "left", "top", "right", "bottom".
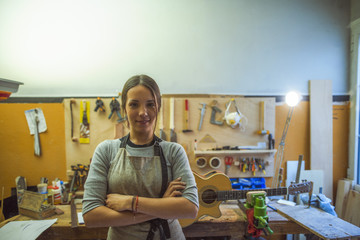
[{"left": 125, "top": 85, "right": 157, "bottom": 136}]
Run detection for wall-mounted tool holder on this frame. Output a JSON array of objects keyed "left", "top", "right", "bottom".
[
  {"left": 63, "top": 96, "right": 275, "bottom": 179},
  {"left": 193, "top": 149, "right": 276, "bottom": 178}
]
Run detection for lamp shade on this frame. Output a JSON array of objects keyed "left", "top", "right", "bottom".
[
  {"left": 285, "top": 91, "right": 301, "bottom": 107},
  {"left": 0, "top": 78, "right": 24, "bottom": 100},
  {"left": 0, "top": 78, "right": 23, "bottom": 93}
]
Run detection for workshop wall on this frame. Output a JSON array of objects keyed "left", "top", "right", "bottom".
[
  {"left": 0, "top": 103, "right": 67, "bottom": 199},
  {"left": 0, "top": 100, "right": 349, "bottom": 200},
  {"left": 274, "top": 101, "right": 349, "bottom": 197},
  {"left": 64, "top": 96, "right": 276, "bottom": 178}
]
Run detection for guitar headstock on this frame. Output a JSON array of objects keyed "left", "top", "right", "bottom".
[{"left": 288, "top": 180, "right": 313, "bottom": 195}]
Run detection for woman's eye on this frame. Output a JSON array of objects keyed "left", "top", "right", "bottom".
[
  {"left": 147, "top": 102, "right": 155, "bottom": 108},
  {"left": 129, "top": 102, "right": 138, "bottom": 108}
]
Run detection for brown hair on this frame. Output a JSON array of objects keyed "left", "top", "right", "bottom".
[{"left": 121, "top": 74, "right": 161, "bottom": 128}]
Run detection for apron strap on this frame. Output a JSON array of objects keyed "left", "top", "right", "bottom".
[
  {"left": 119, "top": 134, "right": 129, "bottom": 149},
  {"left": 150, "top": 136, "right": 171, "bottom": 239},
  {"left": 147, "top": 219, "right": 171, "bottom": 240}
]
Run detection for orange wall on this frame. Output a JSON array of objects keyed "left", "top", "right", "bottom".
[
  {"left": 274, "top": 101, "right": 349, "bottom": 198},
  {"left": 0, "top": 100, "right": 349, "bottom": 200},
  {"left": 0, "top": 103, "right": 66, "bottom": 198}
]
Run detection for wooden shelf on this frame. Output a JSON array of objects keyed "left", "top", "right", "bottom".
[{"left": 194, "top": 149, "right": 277, "bottom": 155}]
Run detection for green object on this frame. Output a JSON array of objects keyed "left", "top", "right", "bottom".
[{"left": 245, "top": 192, "right": 273, "bottom": 235}]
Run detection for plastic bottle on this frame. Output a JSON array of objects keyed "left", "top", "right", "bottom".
[{"left": 53, "top": 186, "right": 61, "bottom": 205}]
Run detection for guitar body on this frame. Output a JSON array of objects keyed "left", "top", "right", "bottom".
[
  {"left": 179, "top": 171, "right": 232, "bottom": 228},
  {"left": 178, "top": 170, "right": 313, "bottom": 228}
]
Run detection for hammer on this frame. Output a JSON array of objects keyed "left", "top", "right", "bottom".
[{"left": 182, "top": 99, "right": 193, "bottom": 133}]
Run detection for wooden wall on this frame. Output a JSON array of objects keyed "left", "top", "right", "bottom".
[{"left": 0, "top": 98, "right": 349, "bottom": 200}]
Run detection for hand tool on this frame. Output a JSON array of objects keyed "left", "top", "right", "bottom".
[
  {"left": 80, "top": 100, "right": 90, "bottom": 143},
  {"left": 239, "top": 158, "right": 244, "bottom": 171},
  {"left": 257, "top": 101, "right": 269, "bottom": 135},
  {"left": 15, "top": 176, "right": 27, "bottom": 205},
  {"left": 210, "top": 100, "right": 223, "bottom": 125},
  {"left": 224, "top": 156, "right": 233, "bottom": 175},
  {"left": 82, "top": 101, "right": 89, "bottom": 126},
  {"left": 258, "top": 159, "right": 266, "bottom": 174},
  {"left": 33, "top": 108, "right": 41, "bottom": 156},
  {"left": 70, "top": 99, "right": 78, "bottom": 142},
  {"left": 278, "top": 168, "right": 284, "bottom": 187},
  {"left": 108, "top": 97, "right": 126, "bottom": 122},
  {"left": 169, "top": 98, "right": 177, "bottom": 142},
  {"left": 70, "top": 165, "right": 79, "bottom": 192},
  {"left": 198, "top": 103, "right": 207, "bottom": 130},
  {"left": 159, "top": 99, "right": 166, "bottom": 140},
  {"left": 244, "top": 192, "right": 273, "bottom": 236},
  {"left": 251, "top": 158, "right": 256, "bottom": 176},
  {"left": 94, "top": 97, "right": 105, "bottom": 112},
  {"left": 199, "top": 134, "right": 216, "bottom": 143},
  {"left": 268, "top": 134, "right": 273, "bottom": 149},
  {"left": 77, "top": 164, "right": 85, "bottom": 188},
  {"left": 70, "top": 196, "right": 78, "bottom": 228},
  {"left": 182, "top": 99, "right": 193, "bottom": 133}
]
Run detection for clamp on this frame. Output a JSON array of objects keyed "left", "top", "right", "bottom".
[
  {"left": 244, "top": 191, "right": 273, "bottom": 237},
  {"left": 108, "top": 97, "right": 126, "bottom": 122},
  {"left": 94, "top": 97, "right": 105, "bottom": 112},
  {"left": 210, "top": 100, "right": 224, "bottom": 125}
]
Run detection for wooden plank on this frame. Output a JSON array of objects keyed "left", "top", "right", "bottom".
[
  {"left": 269, "top": 202, "right": 360, "bottom": 239},
  {"left": 343, "top": 190, "right": 360, "bottom": 227},
  {"left": 335, "top": 179, "right": 353, "bottom": 218},
  {"left": 309, "top": 80, "right": 333, "bottom": 200}
]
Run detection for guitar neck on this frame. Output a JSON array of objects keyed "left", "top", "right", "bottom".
[{"left": 217, "top": 187, "right": 288, "bottom": 201}]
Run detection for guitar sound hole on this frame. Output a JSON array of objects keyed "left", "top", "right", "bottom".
[{"left": 202, "top": 189, "right": 217, "bottom": 204}]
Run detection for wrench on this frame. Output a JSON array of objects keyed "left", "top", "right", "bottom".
[{"left": 198, "top": 103, "right": 206, "bottom": 130}]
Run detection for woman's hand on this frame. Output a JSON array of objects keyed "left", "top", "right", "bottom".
[
  {"left": 163, "top": 177, "right": 186, "bottom": 198},
  {"left": 106, "top": 194, "right": 132, "bottom": 212}
]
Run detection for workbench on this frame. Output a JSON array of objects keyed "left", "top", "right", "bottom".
[{"left": 0, "top": 201, "right": 310, "bottom": 240}]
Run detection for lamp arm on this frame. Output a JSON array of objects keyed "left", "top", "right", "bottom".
[{"left": 272, "top": 106, "right": 295, "bottom": 188}]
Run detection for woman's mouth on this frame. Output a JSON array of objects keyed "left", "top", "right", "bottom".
[{"left": 136, "top": 119, "right": 150, "bottom": 125}]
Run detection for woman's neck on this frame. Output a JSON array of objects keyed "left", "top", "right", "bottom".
[{"left": 129, "top": 131, "right": 154, "bottom": 145}]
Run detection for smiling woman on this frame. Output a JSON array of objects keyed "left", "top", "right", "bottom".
[
  {"left": 121, "top": 75, "right": 161, "bottom": 145},
  {"left": 82, "top": 74, "right": 199, "bottom": 240}
]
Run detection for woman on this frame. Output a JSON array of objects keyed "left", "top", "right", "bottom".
[{"left": 82, "top": 74, "right": 199, "bottom": 240}]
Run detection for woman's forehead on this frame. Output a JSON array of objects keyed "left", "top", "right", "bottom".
[{"left": 127, "top": 85, "right": 155, "bottom": 101}]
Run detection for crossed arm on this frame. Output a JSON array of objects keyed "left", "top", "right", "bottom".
[{"left": 83, "top": 177, "right": 198, "bottom": 228}]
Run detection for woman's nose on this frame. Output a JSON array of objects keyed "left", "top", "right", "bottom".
[{"left": 139, "top": 105, "right": 148, "bottom": 116}]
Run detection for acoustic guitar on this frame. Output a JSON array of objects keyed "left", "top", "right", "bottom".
[{"left": 179, "top": 170, "right": 313, "bottom": 228}]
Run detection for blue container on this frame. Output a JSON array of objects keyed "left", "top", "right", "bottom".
[{"left": 230, "top": 177, "right": 266, "bottom": 190}]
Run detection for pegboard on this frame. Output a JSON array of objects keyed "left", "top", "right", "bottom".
[
  {"left": 63, "top": 96, "right": 275, "bottom": 179},
  {"left": 159, "top": 96, "right": 276, "bottom": 178}
]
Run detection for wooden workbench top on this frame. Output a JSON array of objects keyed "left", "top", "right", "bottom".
[{"left": 0, "top": 201, "right": 308, "bottom": 240}]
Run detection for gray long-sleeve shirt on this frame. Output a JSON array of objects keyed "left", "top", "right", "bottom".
[{"left": 82, "top": 138, "right": 198, "bottom": 239}]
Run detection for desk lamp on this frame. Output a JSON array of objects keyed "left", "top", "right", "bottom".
[{"left": 272, "top": 91, "right": 301, "bottom": 188}]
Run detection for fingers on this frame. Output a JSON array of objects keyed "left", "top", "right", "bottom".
[
  {"left": 170, "top": 190, "right": 183, "bottom": 197},
  {"left": 169, "top": 177, "right": 186, "bottom": 187}
]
